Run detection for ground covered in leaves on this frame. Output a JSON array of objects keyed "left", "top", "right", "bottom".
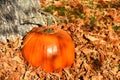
[{"left": 0, "top": 0, "right": 120, "bottom": 80}]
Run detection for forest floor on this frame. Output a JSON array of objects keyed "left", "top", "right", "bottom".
[{"left": 0, "top": 0, "right": 120, "bottom": 80}]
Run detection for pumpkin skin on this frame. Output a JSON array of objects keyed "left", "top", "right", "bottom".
[{"left": 22, "top": 26, "right": 75, "bottom": 72}]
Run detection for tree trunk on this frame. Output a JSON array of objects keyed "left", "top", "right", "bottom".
[{"left": 0, "top": 0, "right": 56, "bottom": 42}]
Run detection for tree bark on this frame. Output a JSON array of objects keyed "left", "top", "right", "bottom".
[{"left": 0, "top": 0, "right": 56, "bottom": 42}]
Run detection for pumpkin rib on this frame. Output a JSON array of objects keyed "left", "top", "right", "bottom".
[
  {"left": 41, "top": 35, "right": 58, "bottom": 72},
  {"left": 56, "top": 30, "right": 75, "bottom": 66},
  {"left": 24, "top": 33, "right": 36, "bottom": 66},
  {"left": 59, "top": 37, "right": 74, "bottom": 66},
  {"left": 22, "top": 33, "right": 36, "bottom": 63},
  {"left": 52, "top": 38, "right": 63, "bottom": 71},
  {"left": 30, "top": 34, "right": 43, "bottom": 66}
]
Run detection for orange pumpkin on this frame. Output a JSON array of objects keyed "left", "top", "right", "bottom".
[{"left": 22, "top": 26, "right": 75, "bottom": 72}]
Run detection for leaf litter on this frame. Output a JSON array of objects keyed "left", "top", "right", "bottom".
[{"left": 0, "top": 0, "right": 120, "bottom": 80}]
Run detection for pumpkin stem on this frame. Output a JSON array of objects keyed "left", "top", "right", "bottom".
[{"left": 44, "top": 28, "right": 54, "bottom": 33}]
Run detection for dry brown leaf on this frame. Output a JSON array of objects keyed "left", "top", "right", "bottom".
[
  {"left": 54, "top": 1, "right": 63, "bottom": 7},
  {"left": 8, "top": 72, "right": 20, "bottom": 80}
]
